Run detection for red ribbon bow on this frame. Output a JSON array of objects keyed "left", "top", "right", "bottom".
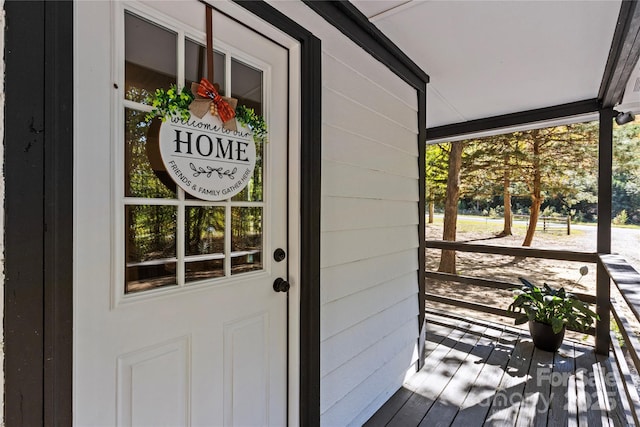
[{"left": 197, "top": 78, "right": 236, "bottom": 123}]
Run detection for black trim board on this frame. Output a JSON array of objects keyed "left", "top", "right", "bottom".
[
  {"left": 596, "top": 108, "right": 615, "bottom": 355},
  {"left": 417, "top": 88, "right": 427, "bottom": 368},
  {"left": 233, "top": 2, "right": 322, "bottom": 425},
  {"left": 427, "top": 99, "right": 600, "bottom": 142},
  {"left": 43, "top": 1, "right": 74, "bottom": 422},
  {"left": 299, "top": 36, "right": 322, "bottom": 427},
  {"left": 598, "top": 0, "right": 640, "bottom": 108},
  {"left": 303, "top": 0, "right": 429, "bottom": 90},
  {"left": 4, "top": 0, "right": 74, "bottom": 425}
]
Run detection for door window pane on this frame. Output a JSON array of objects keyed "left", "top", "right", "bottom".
[
  {"left": 125, "top": 12, "right": 177, "bottom": 103},
  {"left": 232, "top": 59, "right": 264, "bottom": 202},
  {"left": 231, "top": 207, "right": 263, "bottom": 274},
  {"left": 232, "top": 137, "right": 263, "bottom": 202},
  {"left": 125, "top": 205, "right": 177, "bottom": 293},
  {"left": 185, "top": 206, "right": 225, "bottom": 256},
  {"left": 185, "top": 39, "right": 225, "bottom": 95},
  {"left": 185, "top": 207, "right": 225, "bottom": 283},
  {"left": 125, "top": 108, "right": 176, "bottom": 198},
  {"left": 185, "top": 259, "right": 224, "bottom": 283},
  {"left": 231, "top": 59, "right": 262, "bottom": 113}
]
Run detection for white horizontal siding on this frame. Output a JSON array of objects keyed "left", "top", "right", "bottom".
[
  {"left": 321, "top": 316, "right": 418, "bottom": 413},
  {"left": 319, "top": 53, "right": 420, "bottom": 425},
  {"left": 266, "top": 2, "right": 421, "bottom": 425},
  {"left": 351, "top": 370, "right": 409, "bottom": 427},
  {"left": 323, "top": 161, "right": 419, "bottom": 201},
  {"left": 318, "top": 17, "right": 419, "bottom": 427},
  {"left": 323, "top": 197, "right": 418, "bottom": 232},
  {"left": 266, "top": 1, "right": 417, "bottom": 107},
  {"left": 321, "top": 272, "right": 418, "bottom": 340},
  {"left": 320, "top": 340, "right": 418, "bottom": 427},
  {"left": 312, "top": 24, "right": 417, "bottom": 107},
  {"left": 321, "top": 295, "right": 418, "bottom": 377},
  {"left": 322, "top": 249, "right": 419, "bottom": 304},
  {"left": 323, "top": 125, "right": 418, "bottom": 179},
  {"left": 323, "top": 88, "right": 418, "bottom": 156},
  {"left": 321, "top": 225, "right": 419, "bottom": 269},
  {"left": 322, "top": 53, "right": 417, "bottom": 132}
]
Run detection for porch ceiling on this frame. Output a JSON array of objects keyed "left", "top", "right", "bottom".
[{"left": 351, "top": 0, "right": 640, "bottom": 129}]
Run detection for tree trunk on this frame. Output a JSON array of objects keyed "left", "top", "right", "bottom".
[
  {"left": 438, "top": 142, "right": 463, "bottom": 273},
  {"left": 500, "top": 170, "right": 512, "bottom": 236},
  {"left": 428, "top": 189, "right": 435, "bottom": 224},
  {"left": 522, "top": 136, "right": 542, "bottom": 247},
  {"left": 522, "top": 196, "right": 542, "bottom": 246}
]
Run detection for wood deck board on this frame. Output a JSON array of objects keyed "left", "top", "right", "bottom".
[
  {"left": 365, "top": 313, "right": 632, "bottom": 427},
  {"left": 363, "top": 387, "right": 415, "bottom": 427},
  {"left": 418, "top": 328, "right": 497, "bottom": 427},
  {"left": 548, "top": 343, "right": 577, "bottom": 427},
  {"left": 483, "top": 335, "right": 535, "bottom": 426},
  {"left": 423, "top": 322, "right": 459, "bottom": 358},
  {"left": 450, "top": 328, "right": 518, "bottom": 427},
  {"left": 515, "top": 345, "right": 554, "bottom": 427},
  {"left": 387, "top": 324, "right": 488, "bottom": 427},
  {"left": 574, "top": 343, "right": 610, "bottom": 427},
  {"left": 366, "top": 321, "right": 465, "bottom": 427}
]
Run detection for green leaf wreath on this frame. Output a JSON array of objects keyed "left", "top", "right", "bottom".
[
  {"left": 145, "top": 84, "right": 268, "bottom": 142},
  {"left": 235, "top": 105, "right": 268, "bottom": 143},
  {"left": 145, "top": 85, "right": 194, "bottom": 122}
]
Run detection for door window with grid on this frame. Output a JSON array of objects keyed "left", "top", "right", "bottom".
[{"left": 123, "top": 11, "right": 266, "bottom": 294}]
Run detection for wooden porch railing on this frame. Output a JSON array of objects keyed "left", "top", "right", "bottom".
[
  {"left": 426, "top": 240, "right": 640, "bottom": 424},
  {"left": 425, "top": 240, "right": 598, "bottom": 334},
  {"left": 600, "top": 254, "right": 640, "bottom": 426}
]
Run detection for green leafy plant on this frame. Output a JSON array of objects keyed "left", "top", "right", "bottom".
[
  {"left": 145, "top": 85, "right": 194, "bottom": 122},
  {"left": 236, "top": 105, "right": 268, "bottom": 143},
  {"left": 508, "top": 277, "right": 599, "bottom": 333},
  {"left": 613, "top": 209, "right": 628, "bottom": 225},
  {"left": 144, "top": 87, "right": 269, "bottom": 143}
]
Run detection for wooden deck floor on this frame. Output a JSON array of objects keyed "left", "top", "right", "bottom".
[{"left": 365, "top": 311, "right": 632, "bottom": 427}]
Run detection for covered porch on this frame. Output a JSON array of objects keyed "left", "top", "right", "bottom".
[
  {"left": 365, "top": 242, "right": 640, "bottom": 426},
  {"left": 356, "top": 0, "right": 640, "bottom": 424},
  {"left": 4, "top": 0, "right": 640, "bottom": 425},
  {"left": 367, "top": 310, "right": 630, "bottom": 427}
]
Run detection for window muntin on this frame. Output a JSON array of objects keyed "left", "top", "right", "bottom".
[{"left": 123, "top": 10, "right": 265, "bottom": 295}]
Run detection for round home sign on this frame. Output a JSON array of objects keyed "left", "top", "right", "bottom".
[{"left": 158, "top": 113, "right": 256, "bottom": 201}]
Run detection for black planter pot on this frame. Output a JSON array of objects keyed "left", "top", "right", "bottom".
[{"left": 529, "top": 321, "right": 565, "bottom": 352}]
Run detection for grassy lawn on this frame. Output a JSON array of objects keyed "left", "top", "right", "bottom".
[{"left": 427, "top": 215, "right": 588, "bottom": 236}]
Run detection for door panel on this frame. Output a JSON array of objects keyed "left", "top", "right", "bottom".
[
  {"left": 74, "top": 1, "right": 289, "bottom": 425},
  {"left": 116, "top": 337, "right": 190, "bottom": 427},
  {"left": 223, "top": 313, "right": 270, "bottom": 426}
]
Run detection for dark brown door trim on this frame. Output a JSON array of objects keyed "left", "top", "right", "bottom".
[{"left": 4, "top": 0, "right": 74, "bottom": 424}]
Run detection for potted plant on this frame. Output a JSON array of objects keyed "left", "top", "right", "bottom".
[{"left": 508, "top": 277, "right": 599, "bottom": 352}]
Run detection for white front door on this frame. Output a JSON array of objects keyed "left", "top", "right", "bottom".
[{"left": 74, "top": 1, "right": 292, "bottom": 425}]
